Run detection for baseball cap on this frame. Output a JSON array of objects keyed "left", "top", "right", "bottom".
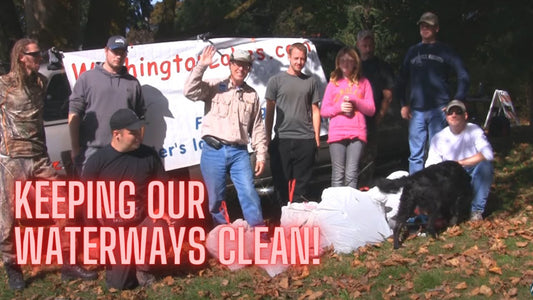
[
  {"left": 445, "top": 100, "right": 466, "bottom": 114},
  {"left": 110, "top": 108, "right": 144, "bottom": 130},
  {"left": 230, "top": 49, "right": 252, "bottom": 64},
  {"left": 417, "top": 12, "right": 439, "bottom": 26},
  {"left": 357, "top": 30, "right": 374, "bottom": 41},
  {"left": 106, "top": 35, "right": 128, "bottom": 50}
]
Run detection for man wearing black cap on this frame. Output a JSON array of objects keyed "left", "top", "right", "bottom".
[
  {"left": 82, "top": 108, "right": 169, "bottom": 290},
  {"left": 69, "top": 35, "right": 145, "bottom": 175},
  {"left": 396, "top": 12, "right": 470, "bottom": 174},
  {"left": 425, "top": 100, "right": 494, "bottom": 221},
  {"left": 184, "top": 46, "right": 267, "bottom": 229}
]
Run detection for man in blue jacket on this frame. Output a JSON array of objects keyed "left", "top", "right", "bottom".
[{"left": 396, "top": 12, "right": 470, "bottom": 174}]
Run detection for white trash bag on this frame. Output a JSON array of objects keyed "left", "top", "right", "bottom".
[
  {"left": 316, "top": 187, "right": 393, "bottom": 253},
  {"left": 206, "top": 219, "right": 255, "bottom": 271}
]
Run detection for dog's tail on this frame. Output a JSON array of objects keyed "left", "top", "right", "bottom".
[{"left": 375, "top": 176, "right": 411, "bottom": 194}]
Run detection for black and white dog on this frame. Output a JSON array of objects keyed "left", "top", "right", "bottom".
[{"left": 376, "top": 161, "right": 472, "bottom": 249}]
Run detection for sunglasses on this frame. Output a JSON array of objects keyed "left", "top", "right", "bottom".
[
  {"left": 23, "top": 51, "right": 42, "bottom": 57},
  {"left": 446, "top": 108, "right": 464, "bottom": 115},
  {"left": 231, "top": 61, "right": 251, "bottom": 70}
]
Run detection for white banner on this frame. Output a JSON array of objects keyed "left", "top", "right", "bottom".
[{"left": 63, "top": 38, "right": 327, "bottom": 170}]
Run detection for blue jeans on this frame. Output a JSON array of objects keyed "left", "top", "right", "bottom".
[
  {"left": 200, "top": 143, "right": 264, "bottom": 227},
  {"left": 465, "top": 160, "right": 493, "bottom": 213},
  {"left": 408, "top": 107, "right": 447, "bottom": 174}
]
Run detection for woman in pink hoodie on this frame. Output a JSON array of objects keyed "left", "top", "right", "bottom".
[{"left": 320, "top": 47, "right": 375, "bottom": 188}]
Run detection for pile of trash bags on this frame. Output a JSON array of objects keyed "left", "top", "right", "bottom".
[{"left": 206, "top": 171, "right": 409, "bottom": 277}]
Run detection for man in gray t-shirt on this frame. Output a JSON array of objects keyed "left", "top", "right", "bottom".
[{"left": 265, "top": 42, "right": 321, "bottom": 222}]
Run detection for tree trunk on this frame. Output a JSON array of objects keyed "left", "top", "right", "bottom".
[
  {"left": 0, "top": 0, "right": 23, "bottom": 70},
  {"left": 154, "top": 0, "right": 177, "bottom": 41},
  {"left": 24, "top": 0, "right": 81, "bottom": 51},
  {"left": 83, "top": 0, "right": 127, "bottom": 50},
  {"left": 526, "top": 71, "right": 533, "bottom": 127}
]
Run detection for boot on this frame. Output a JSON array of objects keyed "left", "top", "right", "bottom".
[
  {"left": 4, "top": 262, "right": 25, "bottom": 290},
  {"left": 61, "top": 264, "right": 98, "bottom": 281}
]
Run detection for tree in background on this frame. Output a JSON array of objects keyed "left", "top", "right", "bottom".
[
  {"left": 0, "top": 0, "right": 23, "bottom": 72},
  {"left": 0, "top": 0, "right": 531, "bottom": 124}
]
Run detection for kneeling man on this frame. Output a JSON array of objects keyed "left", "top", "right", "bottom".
[
  {"left": 82, "top": 108, "right": 170, "bottom": 289},
  {"left": 425, "top": 100, "right": 494, "bottom": 221}
]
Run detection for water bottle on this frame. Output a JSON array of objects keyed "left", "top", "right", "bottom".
[{"left": 343, "top": 96, "right": 352, "bottom": 117}]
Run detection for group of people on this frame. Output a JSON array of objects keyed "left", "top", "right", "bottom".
[
  {"left": 0, "top": 35, "right": 156, "bottom": 291},
  {"left": 186, "top": 11, "right": 494, "bottom": 249},
  {"left": 0, "top": 11, "right": 494, "bottom": 292}
]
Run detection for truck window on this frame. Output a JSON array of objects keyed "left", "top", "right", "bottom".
[{"left": 44, "top": 72, "right": 71, "bottom": 122}]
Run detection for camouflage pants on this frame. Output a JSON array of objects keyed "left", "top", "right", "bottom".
[{"left": 0, "top": 155, "right": 70, "bottom": 264}]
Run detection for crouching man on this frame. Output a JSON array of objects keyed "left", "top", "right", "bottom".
[
  {"left": 425, "top": 100, "right": 494, "bottom": 221},
  {"left": 82, "top": 108, "right": 171, "bottom": 290}
]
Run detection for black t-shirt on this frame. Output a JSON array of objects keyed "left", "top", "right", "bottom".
[
  {"left": 361, "top": 56, "right": 395, "bottom": 128},
  {"left": 82, "top": 144, "right": 167, "bottom": 226}
]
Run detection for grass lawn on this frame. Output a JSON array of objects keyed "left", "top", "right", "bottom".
[{"left": 2, "top": 126, "right": 533, "bottom": 299}]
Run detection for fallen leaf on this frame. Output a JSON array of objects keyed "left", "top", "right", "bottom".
[
  {"left": 510, "top": 277, "right": 521, "bottom": 285},
  {"left": 197, "top": 290, "right": 210, "bottom": 297},
  {"left": 417, "top": 246, "right": 429, "bottom": 254},
  {"left": 405, "top": 281, "right": 414, "bottom": 290},
  {"left": 480, "top": 256, "right": 495, "bottom": 268},
  {"left": 479, "top": 285, "right": 493, "bottom": 296},
  {"left": 516, "top": 241, "right": 528, "bottom": 247},
  {"left": 470, "top": 287, "right": 480, "bottom": 296},
  {"left": 162, "top": 276, "right": 175, "bottom": 285},
  {"left": 351, "top": 291, "right": 362, "bottom": 298},
  {"left": 221, "top": 279, "right": 229, "bottom": 286},
  {"left": 489, "top": 266, "right": 502, "bottom": 275},
  {"left": 462, "top": 245, "right": 480, "bottom": 256},
  {"left": 352, "top": 259, "right": 363, "bottom": 267},
  {"left": 297, "top": 289, "right": 324, "bottom": 300},
  {"left": 445, "top": 226, "right": 463, "bottom": 236},
  {"left": 446, "top": 257, "right": 461, "bottom": 267},
  {"left": 279, "top": 277, "right": 289, "bottom": 289},
  {"left": 294, "top": 266, "right": 310, "bottom": 280},
  {"left": 292, "top": 280, "right": 304, "bottom": 287},
  {"left": 455, "top": 282, "right": 467, "bottom": 290},
  {"left": 442, "top": 243, "right": 454, "bottom": 250}
]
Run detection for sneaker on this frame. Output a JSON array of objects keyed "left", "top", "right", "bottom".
[
  {"left": 5, "top": 263, "right": 25, "bottom": 290},
  {"left": 61, "top": 264, "right": 98, "bottom": 281},
  {"left": 470, "top": 211, "right": 483, "bottom": 221},
  {"left": 136, "top": 270, "right": 156, "bottom": 286}
]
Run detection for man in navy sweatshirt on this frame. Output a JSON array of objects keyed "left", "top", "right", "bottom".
[{"left": 395, "top": 12, "right": 470, "bottom": 174}]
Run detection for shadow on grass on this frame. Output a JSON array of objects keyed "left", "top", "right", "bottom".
[{"left": 490, "top": 125, "right": 533, "bottom": 217}]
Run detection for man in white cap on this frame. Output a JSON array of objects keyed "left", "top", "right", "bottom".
[
  {"left": 396, "top": 12, "right": 470, "bottom": 174},
  {"left": 69, "top": 35, "right": 145, "bottom": 175},
  {"left": 425, "top": 100, "right": 494, "bottom": 221},
  {"left": 184, "top": 46, "right": 267, "bottom": 228}
]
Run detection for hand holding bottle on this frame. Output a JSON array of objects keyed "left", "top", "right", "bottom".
[{"left": 341, "top": 96, "right": 354, "bottom": 116}]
